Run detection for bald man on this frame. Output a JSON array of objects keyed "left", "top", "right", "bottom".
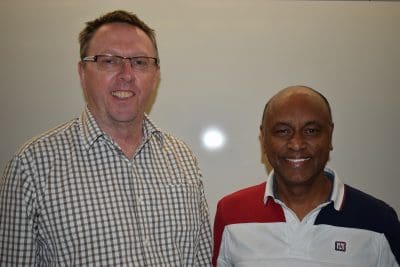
[{"left": 213, "top": 86, "right": 400, "bottom": 267}]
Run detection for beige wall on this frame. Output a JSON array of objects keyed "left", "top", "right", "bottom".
[{"left": 1, "top": 0, "right": 399, "bottom": 219}]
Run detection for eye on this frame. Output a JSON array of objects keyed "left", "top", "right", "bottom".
[
  {"left": 274, "top": 127, "right": 291, "bottom": 137},
  {"left": 304, "top": 127, "right": 320, "bottom": 136},
  {"left": 99, "top": 56, "right": 118, "bottom": 66},
  {"left": 131, "top": 57, "right": 149, "bottom": 67}
]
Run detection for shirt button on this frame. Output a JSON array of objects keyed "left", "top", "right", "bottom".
[
  {"left": 137, "top": 196, "right": 144, "bottom": 204},
  {"left": 143, "top": 237, "right": 150, "bottom": 246}
]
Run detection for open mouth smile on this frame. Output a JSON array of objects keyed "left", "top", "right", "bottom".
[
  {"left": 286, "top": 158, "right": 310, "bottom": 163},
  {"left": 111, "top": 91, "right": 134, "bottom": 99}
]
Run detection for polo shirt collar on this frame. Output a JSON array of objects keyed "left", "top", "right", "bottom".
[{"left": 263, "top": 167, "right": 345, "bottom": 211}]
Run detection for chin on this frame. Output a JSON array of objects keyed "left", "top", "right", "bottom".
[
  {"left": 111, "top": 111, "right": 138, "bottom": 122},
  {"left": 279, "top": 171, "right": 317, "bottom": 186}
]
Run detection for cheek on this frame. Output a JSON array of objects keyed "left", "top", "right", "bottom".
[
  {"left": 83, "top": 71, "right": 111, "bottom": 91},
  {"left": 83, "top": 75, "right": 114, "bottom": 104},
  {"left": 140, "top": 75, "right": 158, "bottom": 97},
  {"left": 148, "top": 77, "right": 159, "bottom": 93},
  {"left": 264, "top": 137, "right": 283, "bottom": 153},
  {"left": 149, "top": 70, "right": 160, "bottom": 88},
  {"left": 264, "top": 141, "right": 282, "bottom": 162},
  {"left": 310, "top": 142, "right": 331, "bottom": 160}
]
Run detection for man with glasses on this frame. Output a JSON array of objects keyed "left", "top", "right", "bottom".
[{"left": 0, "top": 10, "right": 212, "bottom": 266}]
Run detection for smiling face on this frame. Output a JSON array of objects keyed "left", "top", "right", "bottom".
[
  {"left": 261, "top": 87, "right": 333, "bottom": 188},
  {"left": 78, "top": 22, "right": 160, "bottom": 132}
]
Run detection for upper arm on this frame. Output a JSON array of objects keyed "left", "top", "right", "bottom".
[
  {"left": 0, "top": 155, "right": 37, "bottom": 265},
  {"left": 383, "top": 206, "right": 400, "bottom": 265}
]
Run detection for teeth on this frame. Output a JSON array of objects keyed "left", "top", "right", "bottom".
[
  {"left": 112, "top": 91, "right": 133, "bottom": 99},
  {"left": 287, "top": 158, "right": 310, "bottom": 163}
]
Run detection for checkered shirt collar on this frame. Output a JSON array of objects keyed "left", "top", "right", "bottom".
[
  {"left": 79, "top": 107, "right": 163, "bottom": 151},
  {"left": 263, "top": 167, "right": 346, "bottom": 211}
]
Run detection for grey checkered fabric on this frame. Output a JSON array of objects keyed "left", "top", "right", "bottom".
[{"left": 0, "top": 108, "right": 212, "bottom": 266}]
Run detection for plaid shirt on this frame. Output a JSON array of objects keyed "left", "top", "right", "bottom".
[{"left": 0, "top": 108, "right": 212, "bottom": 266}]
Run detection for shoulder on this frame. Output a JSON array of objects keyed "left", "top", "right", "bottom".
[
  {"left": 318, "top": 184, "right": 399, "bottom": 234},
  {"left": 343, "top": 185, "right": 397, "bottom": 219},
  {"left": 145, "top": 115, "right": 194, "bottom": 156},
  {"left": 162, "top": 132, "right": 192, "bottom": 151},
  {"left": 334, "top": 185, "right": 400, "bottom": 264},
  {"left": 213, "top": 183, "right": 270, "bottom": 266},
  {"left": 15, "top": 118, "right": 79, "bottom": 159},
  {"left": 144, "top": 116, "right": 193, "bottom": 154},
  {"left": 216, "top": 182, "right": 284, "bottom": 225},
  {"left": 344, "top": 185, "right": 399, "bottom": 232},
  {"left": 157, "top": 131, "right": 199, "bottom": 165},
  {"left": 3, "top": 118, "right": 79, "bottom": 185},
  {"left": 344, "top": 185, "right": 393, "bottom": 211},
  {"left": 218, "top": 182, "right": 266, "bottom": 208}
]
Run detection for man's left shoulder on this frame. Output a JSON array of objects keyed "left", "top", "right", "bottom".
[
  {"left": 342, "top": 185, "right": 397, "bottom": 219},
  {"left": 317, "top": 184, "right": 399, "bottom": 233}
]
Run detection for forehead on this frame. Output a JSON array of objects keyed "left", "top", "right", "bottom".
[
  {"left": 265, "top": 90, "right": 331, "bottom": 125},
  {"left": 88, "top": 22, "right": 154, "bottom": 53}
]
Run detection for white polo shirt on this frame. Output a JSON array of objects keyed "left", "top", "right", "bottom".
[{"left": 213, "top": 168, "right": 400, "bottom": 267}]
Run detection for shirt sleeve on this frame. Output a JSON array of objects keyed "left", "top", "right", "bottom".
[
  {"left": 215, "top": 224, "right": 232, "bottom": 267},
  {"left": 213, "top": 199, "right": 226, "bottom": 266},
  {"left": 0, "top": 154, "right": 37, "bottom": 265},
  {"left": 195, "top": 178, "right": 213, "bottom": 266},
  {"left": 381, "top": 205, "right": 400, "bottom": 266}
]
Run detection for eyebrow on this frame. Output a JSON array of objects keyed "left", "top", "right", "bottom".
[
  {"left": 270, "top": 120, "right": 322, "bottom": 128},
  {"left": 304, "top": 121, "right": 321, "bottom": 126}
]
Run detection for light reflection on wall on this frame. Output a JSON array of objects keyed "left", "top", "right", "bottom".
[{"left": 201, "top": 127, "right": 226, "bottom": 151}]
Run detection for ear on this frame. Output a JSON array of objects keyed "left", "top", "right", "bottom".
[
  {"left": 78, "top": 61, "right": 89, "bottom": 103},
  {"left": 259, "top": 126, "right": 267, "bottom": 154},
  {"left": 78, "top": 61, "right": 86, "bottom": 89},
  {"left": 329, "top": 122, "right": 334, "bottom": 151}
]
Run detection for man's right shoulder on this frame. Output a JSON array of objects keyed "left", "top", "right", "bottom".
[
  {"left": 218, "top": 182, "right": 266, "bottom": 207},
  {"left": 216, "top": 182, "right": 284, "bottom": 225},
  {"left": 16, "top": 118, "right": 79, "bottom": 156}
]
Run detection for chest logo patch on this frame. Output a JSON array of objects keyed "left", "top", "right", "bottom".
[{"left": 335, "top": 241, "right": 347, "bottom": 252}]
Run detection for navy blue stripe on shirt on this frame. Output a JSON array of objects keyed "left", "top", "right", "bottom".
[{"left": 315, "top": 185, "right": 400, "bottom": 264}]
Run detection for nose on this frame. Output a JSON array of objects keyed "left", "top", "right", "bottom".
[
  {"left": 287, "top": 133, "right": 306, "bottom": 151},
  {"left": 118, "top": 59, "right": 134, "bottom": 81}
]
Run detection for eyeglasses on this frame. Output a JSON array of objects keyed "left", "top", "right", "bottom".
[{"left": 82, "top": 54, "right": 159, "bottom": 72}]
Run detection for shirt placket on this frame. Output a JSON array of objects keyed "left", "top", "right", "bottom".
[
  {"left": 281, "top": 201, "right": 330, "bottom": 260},
  {"left": 129, "top": 158, "right": 152, "bottom": 266}
]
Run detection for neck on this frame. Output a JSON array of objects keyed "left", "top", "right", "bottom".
[
  {"left": 275, "top": 174, "right": 332, "bottom": 221},
  {"left": 101, "top": 118, "right": 144, "bottom": 160},
  {"left": 112, "top": 127, "right": 143, "bottom": 159}
]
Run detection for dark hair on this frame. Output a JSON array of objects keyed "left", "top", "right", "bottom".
[
  {"left": 78, "top": 10, "right": 158, "bottom": 61},
  {"left": 260, "top": 85, "right": 333, "bottom": 129}
]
